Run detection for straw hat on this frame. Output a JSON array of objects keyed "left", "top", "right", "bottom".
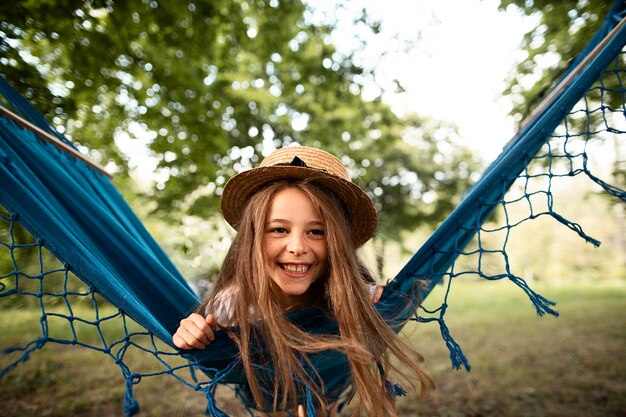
[{"left": 220, "top": 146, "right": 377, "bottom": 247}]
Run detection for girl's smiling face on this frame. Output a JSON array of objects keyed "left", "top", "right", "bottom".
[{"left": 263, "top": 187, "right": 328, "bottom": 308}]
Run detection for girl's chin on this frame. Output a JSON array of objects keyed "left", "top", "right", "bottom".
[
  {"left": 275, "top": 286, "right": 317, "bottom": 307},
  {"left": 280, "top": 286, "right": 309, "bottom": 297}
]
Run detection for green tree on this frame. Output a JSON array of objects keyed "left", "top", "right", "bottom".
[
  {"left": 498, "top": 0, "right": 615, "bottom": 121},
  {"left": 1, "top": 0, "right": 480, "bottom": 274},
  {"left": 336, "top": 112, "right": 479, "bottom": 279}
]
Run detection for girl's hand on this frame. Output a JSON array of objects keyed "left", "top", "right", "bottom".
[{"left": 172, "top": 313, "right": 217, "bottom": 350}]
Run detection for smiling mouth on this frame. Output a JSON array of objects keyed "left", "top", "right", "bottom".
[{"left": 280, "top": 264, "right": 312, "bottom": 274}]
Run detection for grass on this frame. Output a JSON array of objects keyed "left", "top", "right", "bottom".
[
  {"left": 397, "top": 279, "right": 626, "bottom": 417},
  {"left": 2, "top": 279, "right": 626, "bottom": 416}
]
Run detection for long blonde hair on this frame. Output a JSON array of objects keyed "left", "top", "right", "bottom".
[{"left": 198, "top": 179, "right": 433, "bottom": 415}]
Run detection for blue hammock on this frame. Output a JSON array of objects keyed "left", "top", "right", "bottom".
[{"left": 1, "top": 2, "right": 625, "bottom": 415}]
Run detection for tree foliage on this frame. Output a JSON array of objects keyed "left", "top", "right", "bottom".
[
  {"left": 1, "top": 0, "right": 481, "bottom": 271},
  {"left": 498, "top": 0, "right": 615, "bottom": 121}
]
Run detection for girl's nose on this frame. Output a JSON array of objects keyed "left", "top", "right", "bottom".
[{"left": 287, "top": 234, "right": 308, "bottom": 255}]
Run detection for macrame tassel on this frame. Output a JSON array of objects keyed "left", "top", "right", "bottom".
[
  {"left": 585, "top": 169, "right": 626, "bottom": 202},
  {"left": 376, "top": 361, "right": 407, "bottom": 401},
  {"left": 384, "top": 380, "right": 407, "bottom": 400},
  {"left": 123, "top": 373, "right": 140, "bottom": 417},
  {"left": 437, "top": 306, "right": 471, "bottom": 371},
  {"left": 550, "top": 211, "right": 601, "bottom": 248},
  {"left": 1, "top": 336, "right": 48, "bottom": 378},
  {"left": 508, "top": 275, "right": 559, "bottom": 317}
]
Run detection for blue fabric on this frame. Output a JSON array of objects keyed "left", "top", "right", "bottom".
[{"left": 0, "top": 85, "right": 200, "bottom": 343}]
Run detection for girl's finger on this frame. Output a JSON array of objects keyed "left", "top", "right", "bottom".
[
  {"left": 176, "top": 326, "right": 208, "bottom": 349},
  {"left": 187, "top": 313, "right": 215, "bottom": 342},
  {"left": 172, "top": 333, "right": 190, "bottom": 350},
  {"left": 205, "top": 314, "right": 218, "bottom": 330}
]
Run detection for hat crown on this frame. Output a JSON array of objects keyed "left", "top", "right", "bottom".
[{"left": 260, "top": 146, "right": 350, "bottom": 181}]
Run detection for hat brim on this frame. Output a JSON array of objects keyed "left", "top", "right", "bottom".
[{"left": 221, "top": 165, "right": 377, "bottom": 248}]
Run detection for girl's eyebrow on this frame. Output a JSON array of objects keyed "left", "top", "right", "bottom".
[
  {"left": 266, "top": 219, "right": 324, "bottom": 226},
  {"left": 266, "top": 218, "right": 290, "bottom": 224}
]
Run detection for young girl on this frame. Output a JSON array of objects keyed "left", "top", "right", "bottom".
[{"left": 173, "top": 146, "right": 432, "bottom": 416}]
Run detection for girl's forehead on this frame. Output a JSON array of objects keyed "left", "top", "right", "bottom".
[{"left": 267, "top": 187, "right": 323, "bottom": 221}]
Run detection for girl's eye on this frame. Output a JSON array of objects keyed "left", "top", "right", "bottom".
[
  {"left": 270, "top": 227, "right": 288, "bottom": 234},
  {"left": 308, "top": 229, "right": 325, "bottom": 237}
]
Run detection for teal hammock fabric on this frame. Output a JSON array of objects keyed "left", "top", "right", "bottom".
[{"left": 2, "top": 2, "right": 626, "bottom": 415}]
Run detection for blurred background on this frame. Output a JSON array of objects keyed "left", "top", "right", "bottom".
[{"left": 1, "top": 0, "right": 624, "bottom": 416}]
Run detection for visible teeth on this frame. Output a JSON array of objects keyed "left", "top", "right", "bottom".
[{"left": 282, "top": 264, "right": 309, "bottom": 273}]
